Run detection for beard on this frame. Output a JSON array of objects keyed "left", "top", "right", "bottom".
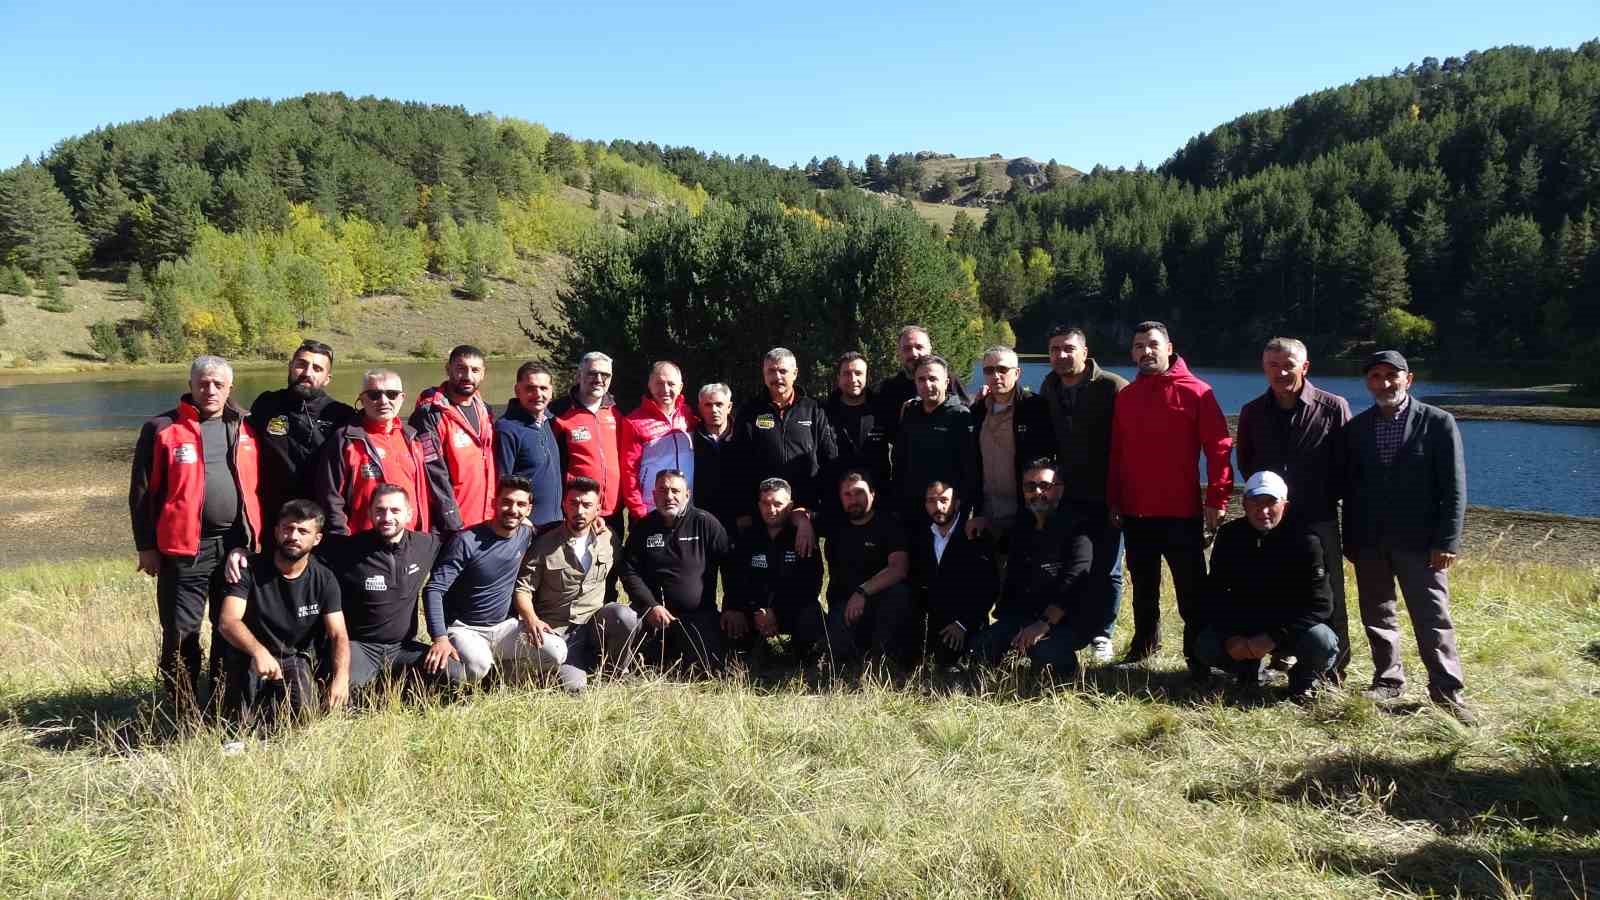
[
  {"left": 289, "top": 377, "right": 323, "bottom": 400},
  {"left": 276, "top": 543, "right": 310, "bottom": 561}
]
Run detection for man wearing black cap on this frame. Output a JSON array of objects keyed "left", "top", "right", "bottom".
[{"left": 1343, "top": 351, "right": 1474, "bottom": 724}]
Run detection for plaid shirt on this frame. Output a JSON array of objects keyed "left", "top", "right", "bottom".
[{"left": 1373, "top": 396, "right": 1411, "bottom": 465}]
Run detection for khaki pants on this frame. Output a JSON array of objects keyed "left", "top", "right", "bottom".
[{"left": 445, "top": 618, "right": 567, "bottom": 683}]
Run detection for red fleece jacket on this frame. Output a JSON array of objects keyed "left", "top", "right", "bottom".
[{"left": 1106, "top": 355, "right": 1233, "bottom": 518}]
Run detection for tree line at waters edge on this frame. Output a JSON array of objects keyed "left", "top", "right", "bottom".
[{"left": 1, "top": 43, "right": 1598, "bottom": 391}]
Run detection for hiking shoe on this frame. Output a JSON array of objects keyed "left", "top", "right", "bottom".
[
  {"left": 221, "top": 740, "right": 247, "bottom": 756},
  {"left": 1363, "top": 684, "right": 1404, "bottom": 702},
  {"left": 1288, "top": 683, "right": 1319, "bottom": 706},
  {"left": 1121, "top": 639, "right": 1160, "bottom": 664},
  {"left": 1090, "top": 636, "right": 1114, "bottom": 664},
  {"left": 1432, "top": 692, "right": 1479, "bottom": 726},
  {"left": 1267, "top": 654, "right": 1297, "bottom": 672}
]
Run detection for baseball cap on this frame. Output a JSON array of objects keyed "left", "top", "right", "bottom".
[
  {"left": 1363, "top": 350, "right": 1409, "bottom": 374},
  {"left": 1243, "top": 470, "right": 1289, "bottom": 501}
]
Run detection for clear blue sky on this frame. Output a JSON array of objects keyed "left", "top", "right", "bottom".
[{"left": 2, "top": 2, "right": 1595, "bottom": 173}]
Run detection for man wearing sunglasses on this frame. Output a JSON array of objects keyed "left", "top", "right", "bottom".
[
  {"left": 313, "top": 370, "right": 432, "bottom": 536},
  {"left": 969, "top": 345, "right": 1051, "bottom": 545}
]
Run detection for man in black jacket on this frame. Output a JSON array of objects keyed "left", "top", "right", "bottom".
[
  {"left": 1344, "top": 351, "right": 1473, "bottom": 723},
  {"left": 1194, "top": 471, "right": 1337, "bottom": 700},
  {"left": 873, "top": 324, "right": 973, "bottom": 426},
  {"left": 724, "top": 478, "right": 831, "bottom": 666},
  {"left": 823, "top": 352, "right": 891, "bottom": 522},
  {"left": 691, "top": 382, "right": 742, "bottom": 534},
  {"left": 909, "top": 480, "right": 998, "bottom": 669},
  {"left": 730, "top": 349, "right": 837, "bottom": 541},
  {"left": 891, "top": 355, "right": 978, "bottom": 526},
  {"left": 973, "top": 459, "right": 1094, "bottom": 681},
  {"left": 249, "top": 340, "right": 357, "bottom": 535},
  {"left": 620, "top": 469, "right": 733, "bottom": 673},
  {"left": 316, "top": 483, "right": 440, "bottom": 691}
]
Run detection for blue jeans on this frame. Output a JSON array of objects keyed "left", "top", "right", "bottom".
[
  {"left": 1195, "top": 623, "right": 1339, "bottom": 691},
  {"left": 974, "top": 612, "right": 1090, "bottom": 676}
]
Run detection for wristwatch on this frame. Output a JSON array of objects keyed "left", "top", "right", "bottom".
[{"left": 855, "top": 584, "right": 871, "bottom": 599}]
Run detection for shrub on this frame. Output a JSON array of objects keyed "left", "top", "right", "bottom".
[
  {"left": 37, "top": 272, "right": 71, "bottom": 312},
  {"left": 1375, "top": 307, "right": 1437, "bottom": 355},
  {"left": 121, "top": 329, "right": 150, "bottom": 362},
  {"left": 89, "top": 319, "right": 122, "bottom": 361},
  {"left": 0, "top": 264, "right": 29, "bottom": 296},
  {"left": 124, "top": 264, "right": 146, "bottom": 301}
]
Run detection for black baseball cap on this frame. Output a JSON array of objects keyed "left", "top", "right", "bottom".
[{"left": 1363, "top": 350, "right": 1409, "bottom": 374}]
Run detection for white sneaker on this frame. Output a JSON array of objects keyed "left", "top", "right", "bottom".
[
  {"left": 221, "top": 740, "right": 247, "bottom": 756},
  {"left": 1091, "top": 636, "right": 1114, "bottom": 663}
]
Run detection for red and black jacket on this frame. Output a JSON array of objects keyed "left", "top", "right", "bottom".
[
  {"left": 408, "top": 385, "right": 496, "bottom": 532},
  {"left": 129, "top": 396, "right": 263, "bottom": 557},
  {"left": 549, "top": 389, "right": 622, "bottom": 517},
  {"left": 313, "top": 418, "right": 432, "bottom": 536}
]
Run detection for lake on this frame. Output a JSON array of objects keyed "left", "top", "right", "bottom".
[{"left": 0, "top": 359, "right": 1595, "bottom": 517}]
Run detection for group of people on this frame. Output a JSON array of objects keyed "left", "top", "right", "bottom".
[{"left": 128, "top": 320, "right": 1475, "bottom": 732}]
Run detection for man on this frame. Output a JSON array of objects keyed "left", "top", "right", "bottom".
[
  {"left": 731, "top": 348, "right": 836, "bottom": 543},
  {"left": 421, "top": 477, "right": 567, "bottom": 684},
  {"left": 1236, "top": 337, "right": 1353, "bottom": 680},
  {"left": 824, "top": 352, "right": 891, "bottom": 515},
  {"left": 314, "top": 370, "right": 431, "bottom": 536},
  {"left": 969, "top": 345, "right": 1051, "bottom": 542},
  {"left": 317, "top": 483, "right": 440, "bottom": 691},
  {"left": 1038, "top": 325, "right": 1128, "bottom": 663},
  {"left": 724, "top": 478, "right": 831, "bottom": 667},
  {"left": 1107, "top": 321, "right": 1233, "bottom": 673},
  {"left": 1195, "top": 471, "right": 1338, "bottom": 702},
  {"left": 217, "top": 500, "right": 349, "bottom": 731},
  {"left": 691, "top": 383, "right": 742, "bottom": 533},
  {"left": 514, "top": 477, "right": 640, "bottom": 693},
  {"left": 410, "top": 344, "right": 496, "bottom": 533},
  {"left": 248, "top": 340, "right": 356, "bottom": 534},
  {"left": 551, "top": 352, "right": 624, "bottom": 527},
  {"left": 620, "top": 361, "right": 697, "bottom": 521},
  {"left": 874, "top": 324, "right": 972, "bottom": 425},
  {"left": 1344, "top": 350, "right": 1473, "bottom": 724},
  {"left": 619, "top": 469, "right": 732, "bottom": 673},
  {"left": 822, "top": 470, "right": 915, "bottom": 667},
  {"left": 494, "top": 361, "right": 563, "bottom": 532},
  {"left": 891, "top": 355, "right": 978, "bottom": 525},
  {"left": 910, "top": 480, "right": 998, "bottom": 671},
  {"left": 973, "top": 460, "right": 1095, "bottom": 683},
  {"left": 130, "top": 355, "right": 263, "bottom": 713}
]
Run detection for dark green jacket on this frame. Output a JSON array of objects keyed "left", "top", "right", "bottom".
[{"left": 1037, "top": 360, "right": 1127, "bottom": 504}]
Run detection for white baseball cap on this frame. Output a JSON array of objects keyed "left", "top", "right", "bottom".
[{"left": 1244, "top": 470, "right": 1289, "bottom": 501}]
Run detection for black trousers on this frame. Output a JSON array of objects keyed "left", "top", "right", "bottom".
[
  {"left": 632, "top": 604, "right": 726, "bottom": 674},
  {"left": 739, "top": 597, "right": 834, "bottom": 665},
  {"left": 155, "top": 535, "right": 232, "bottom": 710},
  {"left": 220, "top": 648, "right": 316, "bottom": 733},
  {"left": 826, "top": 582, "right": 917, "bottom": 667},
  {"left": 340, "top": 639, "right": 431, "bottom": 690},
  {"left": 1121, "top": 515, "right": 1206, "bottom": 666}
]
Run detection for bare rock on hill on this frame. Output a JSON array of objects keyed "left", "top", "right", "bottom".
[
  {"left": 1006, "top": 157, "right": 1045, "bottom": 177},
  {"left": 914, "top": 151, "right": 956, "bottom": 161}
]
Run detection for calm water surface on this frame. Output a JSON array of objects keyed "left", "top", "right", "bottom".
[{"left": 0, "top": 360, "right": 1595, "bottom": 517}]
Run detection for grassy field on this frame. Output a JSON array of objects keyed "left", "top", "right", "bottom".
[{"left": 2, "top": 555, "right": 1597, "bottom": 898}]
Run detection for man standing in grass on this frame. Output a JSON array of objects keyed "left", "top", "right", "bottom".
[
  {"left": 1236, "top": 336, "right": 1352, "bottom": 681},
  {"left": 620, "top": 469, "right": 733, "bottom": 674},
  {"left": 1037, "top": 324, "right": 1128, "bottom": 664},
  {"left": 730, "top": 348, "right": 835, "bottom": 548},
  {"left": 824, "top": 352, "right": 891, "bottom": 524},
  {"left": 1107, "top": 321, "right": 1233, "bottom": 674},
  {"left": 421, "top": 476, "right": 567, "bottom": 684},
  {"left": 493, "top": 362, "right": 564, "bottom": 534},
  {"left": 873, "top": 324, "right": 972, "bottom": 427},
  {"left": 551, "top": 351, "right": 625, "bottom": 600},
  {"left": 891, "top": 355, "right": 978, "bottom": 527},
  {"left": 619, "top": 360, "right": 697, "bottom": 522},
  {"left": 691, "top": 382, "right": 742, "bottom": 534},
  {"left": 317, "top": 483, "right": 439, "bottom": 693},
  {"left": 969, "top": 344, "right": 1051, "bottom": 544},
  {"left": 248, "top": 340, "right": 356, "bottom": 536},
  {"left": 973, "top": 459, "right": 1094, "bottom": 686},
  {"left": 217, "top": 499, "right": 349, "bottom": 731},
  {"left": 314, "top": 370, "right": 432, "bottom": 536},
  {"left": 1194, "top": 471, "right": 1338, "bottom": 701},
  {"left": 1344, "top": 351, "right": 1474, "bottom": 724},
  {"left": 723, "top": 478, "right": 830, "bottom": 669},
  {"left": 130, "top": 355, "right": 264, "bottom": 715},
  {"left": 410, "top": 344, "right": 496, "bottom": 533},
  {"left": 514, "top": 477, "right": 640, "bottom": 693}
]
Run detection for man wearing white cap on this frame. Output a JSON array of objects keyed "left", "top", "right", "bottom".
[{"left": 1193, "top": 471, "right": 1339, "bottom": 702}]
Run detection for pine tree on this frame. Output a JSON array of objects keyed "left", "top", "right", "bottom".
[
  {"left": 1361, "top": 222, "right": 1411, "bottom": 336},
  {"left": 1466, "top": 215, "right": 1544, "bottom": 350},
  {"left": 78, "top": 169, "right": 133, "bottom": 258},
  {"left": 1512, "top": 144, "right": 1542, "bottom": 214},
  {"left": 1406, "top": 199, "right": 1452, "bottom": 317},
  {"left": 864, "top": 154, "right": 884, "bottom": 187},
  {"left": 0, "top": 161, "right": 91, "bottom": 277}
]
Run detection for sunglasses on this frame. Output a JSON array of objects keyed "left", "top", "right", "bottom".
[
  {"left": 1022, "top": 480, "right": 1057, "bottom": 492},
  {"left": 362, "top": 389, "right": 403, "bottom": 401},
  {"left": 982, "top": 365, "right": 1016, "bottom": 375}
]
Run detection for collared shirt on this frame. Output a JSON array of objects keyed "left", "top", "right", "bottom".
[
  {"left": 930, "top": 522, "right": 956, "bottom": 564},
  {"left": 1374, "top": 396, "right": 1411, "bottom": 465}
]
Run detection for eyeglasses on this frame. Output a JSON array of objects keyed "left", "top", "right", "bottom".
[
  {"left": 362, "top": 389, "right": 402, "bottom": 401},
  {"left": 982, "top": 365, "right": 1015, "bottom": 375},
  {"left": 1022, "top": 480, "right": 1057, "bottom": 492},
  {"left": 585, "top": 371, "right": 613, "bottom": 380}
]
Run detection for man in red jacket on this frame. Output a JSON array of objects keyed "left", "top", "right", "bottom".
[
  {"left": 314, "top": 369, "right": 432, "bottom": 536},
  {"left": 1107, "top": 321, "right": 1234, "bottom": 674},
  {"left": 619, "top": 360, "right": 698, "bottom": 521},
  {"left": 551, "top": 351, "right": 625, "bottom": 598},
  {"left": 129, "top": 355, "right": 263, "bottom": 714},
  {"left": 409, "top": 345, "right": 496, "bottom": 533}
]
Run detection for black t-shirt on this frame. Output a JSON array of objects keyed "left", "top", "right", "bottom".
[
  {"left": 227, "top": 554, "right": 342, "bottom": 658},
  {"left": 199, "top": 415, "right": 239, "bottom": 535},
  {"left": 822, "top": 510, "right": 906, "bottom": 599},
  {"left": 319, "top": 530, "right": 440, "bottom": 645}
]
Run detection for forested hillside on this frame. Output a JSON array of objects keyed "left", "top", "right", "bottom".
[{"left": 962, "top": 42, "right": 1600, "bottom": 369}]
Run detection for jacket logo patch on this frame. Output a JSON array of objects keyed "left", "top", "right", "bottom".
[
  {"left": 173, "top": 443, "right": 198, "bottom": 464},
  {"left": 571, "top": 426, "right": 592, "bottom": 442},
  {"left": 796, "top": 420, "right": 812, "bottom": 427},
  {"left": 751, "top": 553, "right": 768, "bottom": 569},
  {"left": 678, "top": 536, "right": 700, "bottom": 543},
  {"left": 645, "top": 533, "right": 666, "bottom": 549},
  {"left": 784, "top": 551, "right": 798, "bottom": 563},
  {"left": 418, "top": 435, "right": 441, "bottom": 462},
  {"left": 267, "top": 415, "right": 289, "bottom": 437},
  {"left": 755, "top": 414, "right": 776, "bottom": 430},
  {"left": 359, "top": 462, "right": 384, "bottom": 480},
  {"left": 451, "top": 431, "right": 472, "bottom": 448},
  {"left": 364, "top": 574, "right": 389, "bottom": 591},
  {"left": 373, "top": 446, "right": 387, "bottom": 459},
  {"left": 406, "top": 563, "right": 421, "bottom": 575}
]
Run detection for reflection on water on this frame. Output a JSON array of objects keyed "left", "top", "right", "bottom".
[{"left": 1, "top": 361, "right": 1595, "bottom": 517}]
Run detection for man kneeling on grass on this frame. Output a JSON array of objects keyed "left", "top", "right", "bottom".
[
  {"left": 1193, "top": 470, "right": 1338, "bottom": 702},
  {"left": 217, "top": 500, "right": 350, "bottom": 733},
  {"left": 621, "top": 469, "right": 733, "bottom": 674},
  {"left": 723, "top": 478, "right": 832, "bottom": 669},
  {"left": 513, "top": 476, "right": 640, "bottom": 693},
  {"left": 422, "top": 476, "right": 567, "bottom": 684}
]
